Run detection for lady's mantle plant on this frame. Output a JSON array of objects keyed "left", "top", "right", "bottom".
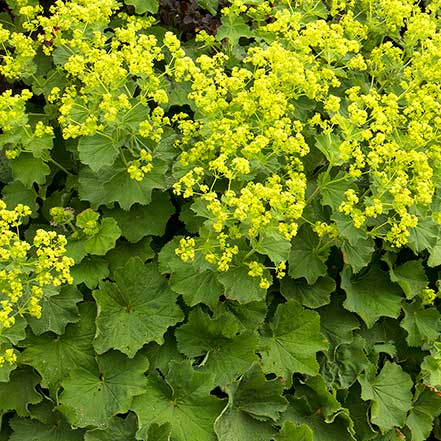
[{"left": 0, "top": 0, "right": 441, "bottom": 439}]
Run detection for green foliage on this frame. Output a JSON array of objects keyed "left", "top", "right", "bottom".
[{"left": 1, "top": 0, "right": 441, "bottom": 439}]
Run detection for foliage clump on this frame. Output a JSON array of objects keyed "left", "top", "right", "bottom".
[{"left": 1, "top": 0, "right": 441, "bottom": 440}]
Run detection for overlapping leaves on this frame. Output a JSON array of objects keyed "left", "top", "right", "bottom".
[{"left": 1, "top": 0, "right": 441, "bottom": 440}]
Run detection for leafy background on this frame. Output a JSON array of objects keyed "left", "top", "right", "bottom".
[{"left": 0, "top": 0, "right": 441, "bottom": 440}]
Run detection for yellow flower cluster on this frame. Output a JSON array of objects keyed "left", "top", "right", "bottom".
[
  {"left": 247, "top": 261, "right": 272, "bottom": 289},
  {"left": 167, "top": 0, "right": 441, "bottom": 273},
  {"left": 0, "top": 200, "right": 74, "bottom": 367},
  {"left": 0, "top": 21, "right": 38, "bottom": 79},
  {"left": 175, "top": 237, "right": 196, "bottom": 263},
  {"left": 169, "top": 38, "right": 317, "bottom": 274},
  {"left": 127, "top": 150, "right": 153, "bottom": 182},
  {"left": 420, "top": 287, "right": 437, "bottom": 307},
  {"left": 6, "top": 0, "right": 441, "bottom": 288},
  {"left": 0, "top": 89, "right": 54, "bottom": 160},
  {"left": 33, "top": 3, "right": 174, "bottom": 178}
]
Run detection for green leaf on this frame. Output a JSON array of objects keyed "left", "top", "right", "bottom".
[
  {"left": 315, "top": 132, "right": 344, "bottom": 166},
  {"left": 232, "top": 362, "right": 288, "bottom": 420},
  {"left": 143, "top": 330, "right": 184, "bottom": 376},
  {"left": 344, "top": 384, "right": 377, "bottom": 441},
  {"left": 20, "top": 303, "right": 96, "bottom": 394},
  {"left": 214, "top": 363, "right": 285, "bottom": 441},
  {"left": 59, "top": 351, "right": 149, "bottom": 428},
  {"left": 9, "top": 410, "right": 84, "bottom": 441},
  {"left": 2, "top": 181, "right": 38, "bottom": 213},
  {"left": 319, "top": 295, "right": 360, "bottom": 353},
  {"left": 1, "top": 316, "right": 27, "bottom": 346},
  {"left": 253, "top": 231, "right": 291, "bottom": 265},
  {"left": 407, "top": 220, "right": 438, "bottom": 253},
  {"left": 170, "top": 266, "right": 222, "bottom": 310},
  {"left": 27, "top": 285, "right": 82, "bottom": 335},
  {"left": 85, "top": 414, "right": 137, "bottom": 441},
  {"left": 341, "top": 238, "right": 375, "bottom": 273},
  {"left": 294, "top": 375, "right": 344, "bottom": 422},
  {"left": 175, "top": 308, "right": 258, "bottom": 387},
  {"left": 79, "top": 158, "right": 168, "bottom": 210},
  {"left": 428, "top": 238, "right": 441, "bottom": 267},
  {"left": 259, "top": 301, "right": 328, "bottom": 384},
  {"left": 78, "top": 133, "right": 120, "bottom": 172},
  {"left": 359, "top": 362, "right": 413, "bottom": 432},
  {"left": 0, "top": 360, "right": 17, "bottom": 383},
  {"left": 11, "top": 153, "right": 50, "bottom": 187},
  {"left": 83, "top": 217, "right": 121, "bottom": 255},
  {"left": 71, "top": 256, "right": 109, "bottom": 289},
  {"left": 158, "top": 236, "right": 191, "bottom": 274},
  {"left": 332, "top": 336, "right": 370, "bottom": 389},
  {"left": 388, "top": 260, "right": 427, "bottom": 300},
  {"left": 318, "top": 171, "right": 353, "bottom": 211},
  {"left": 218, "top": 265, "right": 269, "bottom": 303},
  {"left": 93, "top": 257, "right": 184, "bottom": 358},
  {"left": 132, "top": 360, "right": 224, "bottom": 441},
  {"left": 400, "top": 302, "right": 441, "bottom": 347},
  {"left": 213, "top": 300, "right": 267, "bottom": 334},
  {"left": 103, "top": 191, "right": 174, "bottom": 242},
  {"left": 124, "top": 0, "right": 158, "bottom": 14},
  {"left": 341, "top": 265, "right": 403, "bottom": 329},
  {"left": 0, "top": 367, "right": 42, "bottom": 417},
  {"left": 406, "top": 384, "right": 441, "bottom": 441},
  {"left": 421, "top": 352, "right": 441, "bottom": 387},
  {"left": 332, "top": 212, "right": 367, "bottom": 245},
  {"left": 288, "top": 225, "right": 330, "bottom": 284},
  {"left": 280, "top": 395, "right": 356, "bottom": 441},
  {"left": 146, "top": 423, "right": 172, "bottom": 441},
  {"left": 274, "top": 421, "right": 313, "bottom": 441},
  {"left": 280, "top": 275, "right": 335, "bottom": 308},
  {"left": 105, "top": 237, "right": 154, "bottom": 277},
  {"left": 216, "top": 15, "right": 252, "bottom": 45}
]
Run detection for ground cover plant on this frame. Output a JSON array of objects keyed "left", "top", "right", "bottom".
[{"left": 1, "top": 0, "right": 441, "bottom": 439}]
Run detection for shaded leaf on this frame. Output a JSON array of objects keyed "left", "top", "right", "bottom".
[
  {"left": 79, "top": 158, "right": 168, "bottom": 210},
  {"left": 20, "top": 303, "right": 96, "bottom": 394},
  {"left": 84, "top": 414, "right": 137, "bottom": 441},
  {"left": 341, "top": 265, "right": 402, "bottom": 328},
  {"left": 341, "top": 238, "right": 375, "bottom": 273},
  {"left": 58, "top": 351, "right": 149, "bottom": 428},
  {"left": 93, "top": 257, "right": 184, "bottom": 358},
  {"left": 132, "top": 360, "right": 224, "bottom": 441},
  {"left": 280, "top": 275, "right": 334, "bottom": 308},
  {"left": 401, "top": 301, "right": 441, "bottom": 347},
  {"left": 359, "top": 362, "right": 413, "bottom": 432},
  {"left": 274, "top": 421, "right": 313, "bottom": 441},
  {"left": 170, "top": 266, "right": 222, "bottom": 310},
  {"left": 214, "top": 363, "right": 286, "bottom": 441},
  {"left": 78, "top": 133, "right": 120, "bottom": 172},
  {"left": 175, "top": 308, "right": 258, "bottom": 387},
  {"left": 11, "top": 153, "right": 50, "bottom": 187},
  {"left": 0, "top": 367, "right": 42, "bottom": 416},
  {"left": 388, "top": 260, "right": 427, "bottom": 300},
  {"left": 218, "top": 265, "right": 269, "bottom": 303},
  {"left": 259, "top": 301, "right": 328, "bottom": 385},
  {"left": 103, "top": 191, "right": 174, "bottom": 243},
  {"left": 319, "top": 295, "right": 360, "bottom": 353},
  {"left": 406, "top": 384, "right": 441, "bottom": 441},
  {"left": 71, "top": 256, "right": 109, "bottom": 289},
  {"left": 253, "top": 231, "right": 291, "bottom": 265},
  {"left": 288, "top": 226, "right": 330, "bottom": 284},
  {"left": 9, "top": 403, "right": 84, "bottom": 441},
  {"left": 27, "top": 285, "right": 82, "bottom": 336}
]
